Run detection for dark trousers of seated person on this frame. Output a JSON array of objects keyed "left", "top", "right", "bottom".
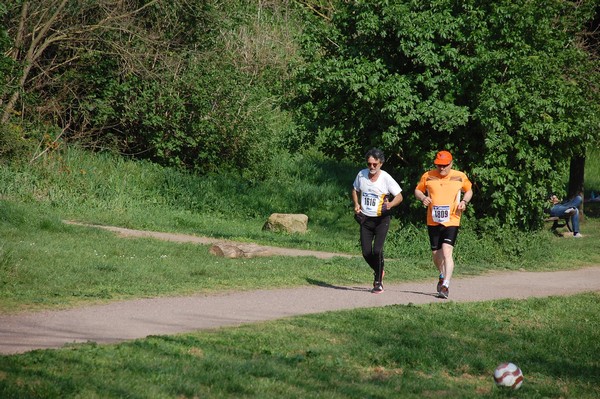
[
  {"left": 359, "top": 215, "right": 391, "bottom": 282},
  {"left": 549, "top": 195, "right": 582, "bottom": 234}
]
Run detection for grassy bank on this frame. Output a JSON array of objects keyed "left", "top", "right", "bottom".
[{"left": 0, "top": 147, "right": 359, "bottom": 252}]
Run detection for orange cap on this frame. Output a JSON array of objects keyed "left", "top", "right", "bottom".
[{"left": 434, "top": 150, "right": 453, "bottom": 165}]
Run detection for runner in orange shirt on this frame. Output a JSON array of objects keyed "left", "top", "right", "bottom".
[{"left": 414, "top": 150, "right": 473, "bottom": 299}]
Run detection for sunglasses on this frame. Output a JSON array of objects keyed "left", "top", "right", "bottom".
[
  {"left": 367, "top": 162, "right": 380, "bottom": 167},
  {"left": 436, "top": 164, "right": 450, "bottom": 168}
]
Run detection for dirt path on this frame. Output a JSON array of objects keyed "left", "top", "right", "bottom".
[
  {"left": 64, "top": 221, "right": 353, "bottom": 259},
  {"left": 1, "top": 224, "right": 599, "bottom": 356}
]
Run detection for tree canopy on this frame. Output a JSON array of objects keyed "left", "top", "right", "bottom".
[
  {"left": 290, "top": 0, "right": 600, "bottom": 229},
  {"left": 1, "top": 0, "right": 598, "bottom": 230}
]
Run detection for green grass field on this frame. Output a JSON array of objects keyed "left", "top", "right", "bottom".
[
  {"left": 1, "top": 294, "right": 598, "bottom": 398},
  {"left": 0, "top": 146, "right": 599, "bottom": 398}
]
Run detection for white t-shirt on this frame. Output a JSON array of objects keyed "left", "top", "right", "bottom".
[{"left": 353, "top": 169, "right": 402, "bottom": 217}]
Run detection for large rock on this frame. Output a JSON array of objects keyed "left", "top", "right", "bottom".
[{"left": 262, "top": 213, "right": 308, "bottom": 234}]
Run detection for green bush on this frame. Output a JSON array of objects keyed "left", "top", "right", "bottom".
[{"left": 0, "top": 123, "right": 36, "bottom": 163}]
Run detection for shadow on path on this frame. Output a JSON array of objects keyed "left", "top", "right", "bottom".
[{"left": 305, "top": 278, "right": 369, "bottom": 292}]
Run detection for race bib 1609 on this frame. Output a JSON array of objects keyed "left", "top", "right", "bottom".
[{"left": 432, "top": 205, "right": 450, "bottom": 223}]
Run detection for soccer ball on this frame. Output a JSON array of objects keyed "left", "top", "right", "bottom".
[{"left": 494, "top": 362, "right": 523, "bottom": 390}]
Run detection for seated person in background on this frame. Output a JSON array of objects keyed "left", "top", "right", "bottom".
[{"left": 548, "top": 194, "right": 583, "bottom": 237}]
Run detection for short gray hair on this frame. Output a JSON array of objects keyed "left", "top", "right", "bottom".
[{"left": 365, "top": 148, "right": 385, "bottom": 163}]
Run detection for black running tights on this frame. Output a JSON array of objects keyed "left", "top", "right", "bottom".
[{"left": 359, "top": 215, "right": 390, "bottom": 282}]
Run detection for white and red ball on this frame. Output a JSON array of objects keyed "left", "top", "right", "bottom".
[{"left": 494, "top": 362, "right": 523, "bottom": 390}]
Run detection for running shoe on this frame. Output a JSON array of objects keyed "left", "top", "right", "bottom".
[
  {"left": 371, "top": 282, "right": 384, "bottom": 294},
  {"left": 373, "top": 270, "right": 385, "bottom": 287},
  {"left": 436, "top": 277, "right": 444, "bottom": 295},
  {"left": 438, "top": 285, "right": 449, "bottom": 299}
]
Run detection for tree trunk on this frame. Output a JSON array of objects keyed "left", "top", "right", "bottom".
[{"left": 568, "top": 154, "right": 586, "bottom": 217}]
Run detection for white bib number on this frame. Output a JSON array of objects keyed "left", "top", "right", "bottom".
[
  {"left": 362, "top": 192, "right": 381, "bottom": 216},
  {"left": 432, "top": 205, "right": 450, "bottom": 223}
]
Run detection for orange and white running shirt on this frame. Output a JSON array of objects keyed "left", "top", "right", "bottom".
[
  {"left": 415, "top": 169, "right": 472, "bottom": 226},
  {"left": 353, "top": 169, "right": 402, "bottom": 217}
]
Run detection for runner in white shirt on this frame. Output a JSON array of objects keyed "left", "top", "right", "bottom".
[{"left": 352, "top": 148, "right": 403, "bottom": 294}]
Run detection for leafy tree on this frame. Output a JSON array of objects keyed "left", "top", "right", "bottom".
[
  {"left": 0, "top": 0, "right": 167, "bottom": 124},
  {"left": 290, "top": 0, "right": 600, "bottom": 230},
  {"left": 1, "top": 0, "right": 303, "bottom": 176}
]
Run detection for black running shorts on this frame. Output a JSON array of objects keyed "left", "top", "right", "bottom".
[{"left": 427, "top": 225, "right": 459, "bottom": 250}]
